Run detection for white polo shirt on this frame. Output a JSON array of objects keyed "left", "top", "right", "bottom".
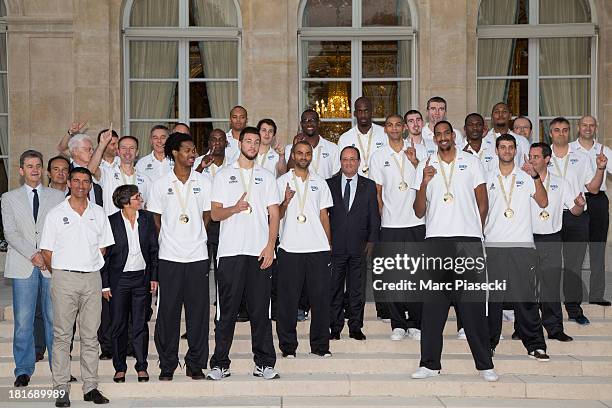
[
  {"left": 147, "top": 170, "right": 212, "bottom": 263},
  {"left": 212, "top": 163, "right": 281, "bottom": 258},
  {"left": 569, "top": 140, "right": 612, "bottom": 191},
  {"left": 40, "top": 198, "right": 114, "bottom": 272},
  {"left": 484, "top": 129, "right": 528, "bottom": 168},
  {"left": 531, "top": 172, "right": 575, "bottom": 235},
  {"left": 422, "top": 123, "right": 466, "bottom": 149},
  {"left": 413, "top": 137, "right": 438, "bottom": 157},
  {"left": 412, "top": 150, "right": 486, "bottom": 239},
  {"left": 256, "top": 146, "right": 282, "bottom": 177},
  {"left": 101, "top": 156, "right": 120, "bottom": 170},
  {"left": 285, "top": 136, "right": 340, "bottom": 179},
  {"left": 193, "top": 156, "right": 235, "bottom": 178},
  {"left": 370, "top": 142, "right": 426, "bottom": 228},
  {"left": 484, "top": 167, "right": 536, "bottom": 247},
  {"left": 547, "top": 146, "right": 595, "bottom": 207},
  {"left": 338, "top": 124, "right": 388, "bottom": 178},
  {"left": 135, "top": 151, "right": 174, "bottom": 179},
  {"left": 277, "top": 170, "right": 333, "bottom": 253},
  {"left": 98, "top": 165, "right": 151, "bottom": 216},
  {"left": 225, "top": 130, "right": 241, "bottom": 163},
  {"left": 464, "top": 139, "right": 496, "bottom": 173}
]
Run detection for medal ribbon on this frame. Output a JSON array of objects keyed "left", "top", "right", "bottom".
[
  {"left": 497, "top": 174, "right": 516, "bottom": 214},
  {"left": 173, "top": 179, "right": 192, "bottom": 219},
  {"left": 552, "top": 155, "right": 570, "bottom": 180},
  {"left": 391, "top": 150, "right": 407, "bottom": 187},
  {"left": 356, "top": 127, "right": 374, "bottom": 170},
  {"left": 311, "top": 144, "right": 323, "bottom": 174},
  {"left": 437, "top": 154, "right": 456, "bottom": 198},
  {"left": 120, "top": 168, "right": 136, "bottom": 185},
  {"left": 291, "top": 170, "right": 310, "bottom": 218},
  {"left": 238, "top": 166, "right": 255, "bottom": 202}
]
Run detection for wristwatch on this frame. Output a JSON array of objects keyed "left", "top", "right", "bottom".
[{"left": 531, "top": 173, "right": 540, "bottom": 180}]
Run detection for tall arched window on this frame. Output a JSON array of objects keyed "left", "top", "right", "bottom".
[
  {"left": 298, "top": 0, "right": 417, "bottom": 141},
  {"left": 477, "top": 0, "right": 596, "bottom": 141},
  {"left": 123, "top": 0, "right": 241, "bottom": 152},
  {"left": 0, "top": 0, "right": 8, "bottom": 194}
]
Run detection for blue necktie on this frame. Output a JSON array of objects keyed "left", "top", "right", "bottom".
[
  {"left": 343, "top": 179, "right": 351, "bottom": 210},
  {"left": 32, "top": 188, "right": 39, "bottom": 223}
]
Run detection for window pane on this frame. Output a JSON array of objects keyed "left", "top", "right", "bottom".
[
  {"left": 0, "top": 158, "right": 8, "bottom": 199},
  {"left": 0, "top": 74, "right": 6, "bottom": 113},
  {"left": 0, "top": 116, "right": 7, "bottom": 156},
  {"left": 303, "top": 81, "right": 352, "bottom": 119},
  {"left": 302, "top": 41, "right": 351, "bottom": 79},
  {"left": 319, "top": 121, "right": 352, "bottom": 144},
  {"left": 477, "top": 0, "right": 527, "bottom": 25},
  {"left": 0, "top": 1, "right": 5, "bottom": 17},
  {"left": 362, "top": 81, "right": 411, "bottom": 119},
  {"left": 540, "top": 78, "right": 590, "bottom": 117},
  {"left": 131, "top": 121, "right": 177, "bottom": 153},
  {"left": 130, "top": 41, "right": 178, "bottom": 79},
  {"left": 539, "top": 0, "right": 591, "bottom": 24},
  {"left": 0, "top": 34, "right": 6, "bottom": 71},
  {"left": 190, "top": 81, "right": 238, "bottom": 119},
  {"left": 189, "top": 41, "right": 238, "bottom": 78},
  {"left": 190, "top": 0, "right": 238, "bottom": 27},
  {"left": 302, "top": 0, "right": 352, "bottom": 27},
  {"left": 477, "top": 38, "right": 528, "bottom": 76},
  {"left": 130, "top": 82, "right": 178, "bottom": 119},
  {"left": 190, "top": 122, "right": 215, "bottom": 155},
  {"left": 130, "top": 0, "right": 179, "bottom": 27},
  {"left": 362, "top": 40, "right": 411, "bottom": 78},
  {"left": 362, "top": 0, "right": 411, "bottom": 26},
  {"left": 539, "top": 38, "right": 590, "bottom": 76},
  {"left": 478, "top": 79, "right": 528, "bottom": 118}
]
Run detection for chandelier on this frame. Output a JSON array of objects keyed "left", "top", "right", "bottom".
[{"left": 313, "top": 52, "right": 351, "bottom": 119}]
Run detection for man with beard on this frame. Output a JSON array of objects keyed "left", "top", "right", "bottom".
[
  {"left": 421, "top": 96, "right": 465, "bottom": 148},
  {"left": 411, "top": 121, "right": 497, "bottom": 382},
  {"left": 484, "top": 102, "right": 528, "bottom": 168},
  {"left": 338, "top": 97, "right": 387, "bottom": 178},
  {"left": 208, "top": 127, "right": 281, "bottom": 380},
  {"left": 463, "top": 113, "right": 496, "bottom": 172},
  {"left": 404, "top": 110, "right": 437, "bottom": 157},
  {"left": 257, "top": 118, "right": 287, "bottom": 177},
  {"left": 136, "top": 125, "right": 174, "bottom": 179}
]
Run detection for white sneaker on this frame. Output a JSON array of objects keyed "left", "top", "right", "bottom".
[
  {"left": 457, "top": 328, "right": 466, "bottom": 340},
  {"left": 408, "top": 328, "right": 421, "bottom": 341},
  {"left": 390, "top": 328, "right": 406, "bottom": 341},
  {"left": 382, "top": 318, "right": 391, "bottom": 323},
  {"left": 479, "top": 369, "right": 499, "bottom": 382},
  {"left": 411, "top": 366, "right": 440, "bottom": 379},
  {"left": 206, "top": 367, "right": 230, "bottom": 380},
  {"left": 253, "top": 365, "right": 280, "bottom": 380},
  {"left": 502, "top": 310, "right": 515, "bottom": 322}
]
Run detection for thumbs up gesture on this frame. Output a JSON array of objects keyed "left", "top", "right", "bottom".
[
  {"left": 596, "top": 145, "right": 608, "bottom": 170},
  {"left": 422, "top": 156, "right": 437, "bottom": 184},
  {"left": 574, "top": 192, "right": 586, "bottom": 208}
]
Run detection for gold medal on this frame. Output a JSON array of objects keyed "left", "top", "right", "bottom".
[
  {"left": 179, "top": 214, "right": 189, "bottom": 224},
  {"left": 438, "top": 154, "right": 456, "bottom": 205},
  {"left": 539, "top": 210, "right": 550, "bottom": 220},
  {"left": 504, "top": 208, "right": 514, "bottom": 218},
  {"left": 497, "top": 174, "right": 516, "bottom": 220},
  {"left": 399, "top": 181, "right": 408, "bottom": 191},
  {"left": 297, "top": 214, "right": 307, "bottom": 223},
  {"left": 443, "top": 193, "right": 454, "bottom": 203}
]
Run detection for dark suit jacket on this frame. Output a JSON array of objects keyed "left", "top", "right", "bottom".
[
  {"left": 101, "top": 210, "right": 159, "bottom": 291},
  {"left": 326, "top": 173, "right": 380, "bottom": 255}
]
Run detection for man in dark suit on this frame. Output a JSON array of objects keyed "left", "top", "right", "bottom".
[
  {"left": 101, "top": 184, "right": 158, "bottom": 382},
  {"left": 328, "top": 146, "right": 380, "bottom": 340}
]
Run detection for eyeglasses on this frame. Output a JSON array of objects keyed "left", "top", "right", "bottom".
[
  {"left": 514, "top": 126, "right": 531, "bottom": 131},
  {"left": 130, "top": 193, "right": 143, "bottom": 201}
]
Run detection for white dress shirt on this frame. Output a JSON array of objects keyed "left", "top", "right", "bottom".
[
  {"left": 122, "top": 211, "right": 146, "bottom": 272},
  {"left": 341, "top": 173, "right": 358, "bottom": 210}
]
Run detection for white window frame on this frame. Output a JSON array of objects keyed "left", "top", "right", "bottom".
[
  {"left": 0, "top": 1, "right": 9, "bottom": 177},
  {"left": 476, "top": 0, "right": 598, "bottom": 141},
  {"left": 297, "top": 0, "right": 418, "bottom": 127},
  {"left": 122, "top": 0, "right": 242, "bottom": 136}
]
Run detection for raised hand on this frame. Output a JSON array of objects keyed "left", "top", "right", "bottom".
[
  {"left": 521, "top": 154, "right": 537, "bottom": 177},
  {"left": 574, "top": 192, "right": 586, "bottom": 208},
  {"left": 233, "top": 192, "right": 250, "bottom": 213},
  {"left": 99, "top": 127, "right": 113, "bottom": 146},
  {"left": 405, "top": 146, "right": 418, "bottom": 168},
  {"left": 283, "top": 182, "right": 295, "bottom": 205},
  {"left": 197, "top": 155, "right": 214, "bottom": 171},
  {"left": 596, "top": 145, "right": 608, "bottom": 170},
  {"left": 68, "top": 120, "right": 88, "bottom": 135},
  {"left": 274, "top": 141, "right": 285, "bottom": 156},
  {"left": 422, "top": 156, "right": 437, "bottom": 184}
]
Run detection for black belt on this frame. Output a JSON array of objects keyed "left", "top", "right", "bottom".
[
  {"left": 65, "top": 269, "right": 92, "bottom": 274},
  {"left": 585, "top": 191, "right": 605, "bottom": 197}
]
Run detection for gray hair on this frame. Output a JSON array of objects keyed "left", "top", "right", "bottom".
[{"left": 68, "top": 133, "right": 93, "bottom": 153}]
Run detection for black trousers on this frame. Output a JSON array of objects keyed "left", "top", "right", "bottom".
[
  {"left": 561, "top": 211, "right": 589, "bottom": 318},
  {"left": 486, "top": 247, "right": 546, "bottom": 353},
  {"left": 98, "top": 297, "right": 112, "bottom": 355},
  {"left": 330, "top": 253, "right": 366, "bottom": 334},
  {"left": 380, "top": 226, "right": 425, "bottom": 331},
  {"left": 110, "top": 270, "right": 149, "bottom": 372},
  {"left": 586, "top": 192, "right": 609, "bottom": 301},
  {"left": 154, "top": 259, "right": 210, "bottom": 372},
  {"left": 210, "top": 255, "right": 275, "bottom": 369},
  {"left": 420, "top": 237, "right": 493, "bottom": 371},
  {"left": 276, "top": 250, "right": 331, "bottom": 354},
  {"left": 534, "top": 232, "right": 565, "bottom": 336}
]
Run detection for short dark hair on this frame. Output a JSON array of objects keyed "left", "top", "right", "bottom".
[
  {"left": 239, "top": 126, "right": 261, "bottom": 142},
  {"left": 549, "top": 116, "right": 570, "bottom": 128},
  {"left": 291, "top": 140, "right": 312, "bottom": 154},
  {"left": 19, "top": 150, "right": 43, "bottom": 168},
  {"left": 495, "top": 133, "right": 517, "bottom": 148},
  {"left": 530, "top": 142, "right": 552, "bottom": 158},
  {"left": 173, "top": 122, "right": 191, "bottom": 132},
  {"left": 230, "top": 105, "right": 247, "bottom": 115},
  {"left": 112, "top": 184, "right": 139, "bottom": 209},
  {"left": 150, "top": 124, "right": 169, "bottom": 136},
  {"left": 433, "top": 120, "right": 453, "bottom": 134},
  {"left": 513, "top": 115, "right": 533, "bottom": 130},
  {"left": 403, "top": 109, "right": 422, "bottom": 121},
  {"left": 427, "top": 96, "right": 447, "bottom": 110},
  {"left": 47, "top": 155, "right": 70, "bottom": 172},
  {"left": 464, "top": 112, "right": 484, "bottom": 125},
  {"left": 118, "top": 135, "right": 139, "bottom": 149},
  {"left": 68, "top": 166, "right": 93, "bottom": 182},
  {"left": 385, "top": 114, "right": 404, "bottom": 124},
  {"left": 300, "top": 109, "right": 319, "bottom": 122},
  {"left": 257, "top": 118, "right": 277, "bottom": 135},
  {"left": 97, "top": 129, "right": 119, "bottom": 143},
  {"left": 164, "top": 132, "right": 193, "bottom": 160},
  {"left": 340, "top": 145, "right": 360, "bottom": 160}
]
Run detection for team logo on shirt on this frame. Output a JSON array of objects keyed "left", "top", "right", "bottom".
[
  {"left": 570, "top": 158, "right": 579, "bottom": 165},
  {"left": 254, "top": 177, "right": 263, "bottom": 185},
  {"left": 322, "top": 152, "right": 329, "bottom": 158},
  {"left": 137, "top": 176, "right": 145, "bottom": 184},
  {"left": 146, "top": 163, "right": 153, "bottom": 170},
  {"left": 485, "top": 156, "right": 493, "bottom": 162},
  {"left": 193, "top": 187, "right": 201, "bottom": 194},
  {"left": 551, "top": 184, "right": 559, "bottom": 191},
  {"left": 114, "top": 173, "right": 120, "bottom": 180},
  {"left": 489, "top": 184, "right": 496, "bottom": 191},
  {"left": 516, "top": 180, "right": 524, "bottom": 187},
  {"left": 458, "top": 164, "right": 467, "bottom": 170},
  {"left": 310, "top": 185, "right": 319, "bottom": 192},
  {"left": 384, "top": 161, "right": 390, "bottom": 167},
  {"left": 62, "top": 217, "right": 69, "bottom": 225},
  {"left": 229, "top": 175, "right": 238, "bottom": 184},
  {"left": 375, "top": 142, "right": 383, "bottom": 148},
  {"left": 167, "top": 188, "right": 174, "bottom": 195}
]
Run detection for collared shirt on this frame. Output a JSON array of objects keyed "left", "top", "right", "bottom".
[
  {"left": 338, "top": 124, "right": 388, "bottom": 178},
  {"left": 569, "top": 139, "right": 612, "bottom": 191},
  {"left": 483, "top": 129, "right": 528, "bottom": 168},
  {"left": 256, "top": 146, "right": 282, "bottom": 177},
  {"left": 121, "top": 211, "right": 146, "bottom": 272},
  {"left": 24, "top": 183, "right": 43, "bottom": 214},
  {"left": 225, "top": 130, "right": 241, "bottom": 163},
  {"left": 422, "top": 123, "right": 466, "bottom": 149},
  {"left": 100, "top": 156, "right": 121, "bottom": 171},
  {"left": 40, "top": 198, "right": 114, "bottom": 271},
  {"left": 531, "top": 172, "right": 575, "bottom": 235},
  {"left": 285, "top": 136, "right": 340, "bottom": 179},
  {"left": 135, "top": 151, "right": 174, "bottom": 179},
  {"left": 484, "top": 166, "right": 536, "bottom": 247},
  {"left": 412, "top": 136, "right": 438, "bottom": 157},
  {"left": 547, "top": 146, "right": 595, "bottom": 208},
  {"left": 341, "top": 173, "right": 358, "bottom": 210},
  {"left": 212, "top": 163, "right": 281, "bottom": 258},
  {"left": 147, "top": 169, "right": 212, "bottom": 263},
  {"left": 97, "top": 164, "right": 151, "bottom": 216},
  {"left": 464, "top": 139, "right": 496, "bottom": 172},
  {"left": 193, "top": 156, "right": 235, "bottom": 178},
  {"left": 277, "top": 170, "right": 333, "bottom": 253},
  {"left": 412, "top": 150, "right": 486, "bottom": 239}
]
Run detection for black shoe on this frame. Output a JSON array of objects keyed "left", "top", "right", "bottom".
[
  {"left": 69, "top": 375, "right": 77, "bottom": 382},
  {"left": 180, "top": 332, "right": 187, "bottom": 339},
  {"left": 113, "top": 372, "right": 125, "bottom": 383},
  {"left": 349, "top": 330, "right": 366, "bottom": 341},
  {"left": 14, "top": 374, "right": 30, "bottom": 387},
  {"left": 589, "top": 300, "right": 611, "bottom": 307},
  {"left": 329, "top": 331, "right": 340, "bottom": 340},
  {"left": 159, "top": 371, "right": 174, "bottom": 381},
  {"left": 528, "top": 349, "right": 550, "bottom": 362},
  {"left": 548, "top": 332, "right": 573, "bottom": 342},
  {"left": 55, "top": 393, "right": 70, "bottom": 407},
  {"left": 311, "top": 350, "right": 332, "bottom": 358},
  {"left": 186, "top": 366, "right": 205, "bottom": 380},
  {"left": 98, "top": 353, "right": 112, "bottom": 360},
  {"left": 83, "top": 389, "right": 109, "bottom": 404},
  {"left": 511, "top": 331, "right": 520, "bottom": 340},
  {"left": 569, "top": 315, "right": 590, "bottom": 325},
  {"left": 281, "top": 351, "right": 296, "bottom": 358},
  {"left": 36, "top": 352, "right": 45, "bottom": 362},
  {"left": 137, "top": 371, "right": 149, "bottom": 382}
]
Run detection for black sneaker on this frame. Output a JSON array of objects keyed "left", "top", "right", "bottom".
[
  {"left": 548, "top": 332, "right": 573, "bottom": 342},
  {"left": 311, "top": 350, "right": 332, "bottom": 358},
  {"left": 186, "top": 366, "right": 205, "bottom": 380},
  {"left": 511, "top": 331, "right": 520, "bottom": 340},
  {"left": 55, "top": 392, "right": 70, "bottom": 407},
  {"left": 282, "top": 351, "right": 296, "bottom": 358},
  {"left": 158, "top": 371, "right": 174, "bottom": 381},
  {"left": 83, "top": 389, "right": 109, "bottom": 404},
  {"left": 528, "top": 349, "right": 550, "bottom": 362}
]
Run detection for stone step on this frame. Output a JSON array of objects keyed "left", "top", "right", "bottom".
[
  {"left": 3, "top": 353, "right": 611, "bottom": 378},
  {"left": 5, "top": 373, "right": 612, "bottom": 400}
]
